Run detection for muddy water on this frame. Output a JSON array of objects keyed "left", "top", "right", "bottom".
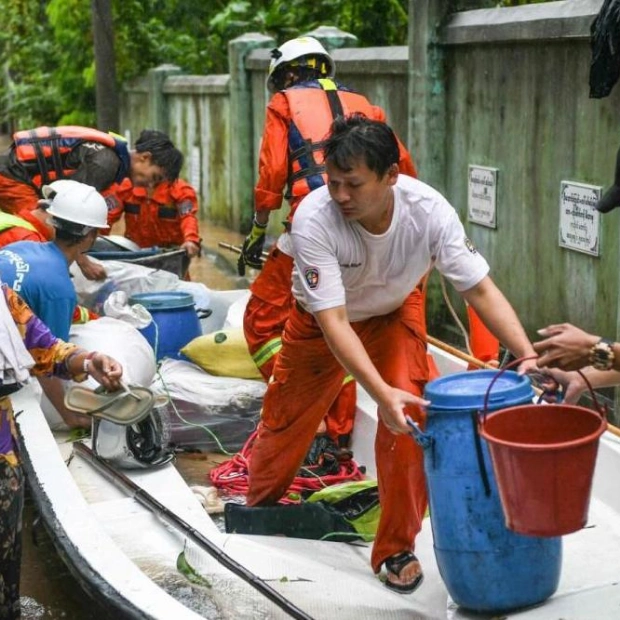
[{"left": 19, "top": 221, "right": 249, "bottom": 619}]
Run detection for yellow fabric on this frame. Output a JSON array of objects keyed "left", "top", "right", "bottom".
[
  {"left": 0, "top": 212, "right": 37, "bottom": 233},
  {"left": 181, "top": 329, "right": 262, "bottom": 380}
]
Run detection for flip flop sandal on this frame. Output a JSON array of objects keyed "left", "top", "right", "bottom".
[
  {"left": 384, "top": 550, "right": 424, "bottom": 594},
  {"left": 64, "top": 385, "right": 154, "bottom": 426}
]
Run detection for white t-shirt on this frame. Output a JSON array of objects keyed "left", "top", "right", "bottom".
[{"left": 290, "top": 175, "right": 490, "bottom": 322}]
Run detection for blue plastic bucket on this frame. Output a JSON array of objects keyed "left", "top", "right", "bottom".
[
  {"left": 129, "top": 291, "right": 201, "bottom": 361},
  {"left": 419, "top": 370, "right": 562, "bottom": 613}
]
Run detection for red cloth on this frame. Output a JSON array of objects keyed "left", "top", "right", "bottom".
[
  {"left": 247, "top": 294, "right": 429, "bottom": 574},
  {"left": 467, "top": 304, "right": 499, "bottom": 368},
  {"left": 106, "top": 178, "right": 200, "bottom": 247}
]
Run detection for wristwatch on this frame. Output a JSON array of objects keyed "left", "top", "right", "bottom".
[{"left": 590, "top": 338, "right": 615, "bottom": 371}]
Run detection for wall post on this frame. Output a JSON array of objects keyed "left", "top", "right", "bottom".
[
  {"left": 305, "top": 25, "right": 358, "bottom": 51},
  {"left": 147, "top": 64, "right": 182, "bottom": 133},
  {"left": 228, "top": 33, "right": 275, "bottom": 232},
  {"left": 408, "top": 0, "right": 450, "bottom": 193}
]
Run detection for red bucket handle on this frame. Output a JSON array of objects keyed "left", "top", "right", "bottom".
[{"left": 479, "top": 356, "right": 607, "bottom": 426}]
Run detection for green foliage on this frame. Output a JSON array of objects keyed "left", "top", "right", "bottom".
[
  {"left": 0, "top": 0, "right": 553, "bottom": 128},
  {"left": 0, "top": 0, "right": 60, "bottom": 127}
]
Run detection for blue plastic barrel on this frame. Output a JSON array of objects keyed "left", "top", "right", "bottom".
[
  {"left": 421, "top": 370, "right": 562, "bottom": 613},
  {"left": 129, "top": 291, "right": 201, "bottom": 361}
]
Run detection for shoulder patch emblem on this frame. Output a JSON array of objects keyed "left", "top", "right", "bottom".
[
  {"left": 464, "top": 237, "right": 478, "bottom": 254},
  {"left": 304, "top": 267, "right": 319, "bottom": 289}
]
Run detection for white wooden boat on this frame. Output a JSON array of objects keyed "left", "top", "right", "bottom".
[{"left": 15, "top": 326, "right": 620, "bottom": 619}]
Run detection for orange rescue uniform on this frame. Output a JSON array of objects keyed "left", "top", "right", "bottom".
[
  {"left": 245, "top": 79, "right": 417, "bottom": 442},
  {"left": 0, "top": 211, "right": 53, "bottom": 247},
  {"left": 247, "top": 294, "right": 429, "bottom": 574},
  {"left": 105, "top": 178, "right": 200, "bottom": 248}
]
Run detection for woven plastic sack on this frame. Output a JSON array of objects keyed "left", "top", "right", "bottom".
[{"left": 180, "top": 328, "right": 261, "bottom": 380}]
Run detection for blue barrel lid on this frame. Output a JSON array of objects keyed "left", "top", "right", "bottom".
[
  {"left": 129, "top": 291, "right": 195, "bottom": 310},
  {"left": 424, "top": 369, "right": 533, "bottom": 413}
]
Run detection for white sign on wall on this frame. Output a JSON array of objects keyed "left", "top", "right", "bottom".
[
  {"left": 558, "top": 181, "right": 602, "bottom": 257},
  {"left": 468, "top": 165, "right": 498, "bottom": 228}
]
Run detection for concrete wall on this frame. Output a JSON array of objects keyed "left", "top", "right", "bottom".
[
  {"left": 432, "top": 0, "right": 616, "bottom": 343},
  {"left": 119, "top": 38, "right": 411, "bottom": 234},
  {"left": 118, "top": 0, "right": 619, "bottom": 346}
]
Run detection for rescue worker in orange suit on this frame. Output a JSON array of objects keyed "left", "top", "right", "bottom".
[
  {"left": 237, "top": 36, "right": 418, "bottom": 457},
  {"left": 0, "top": 126, "right": 184, "bottom": 280},
  {"left": 247, "top": 115, "right": 538, "bottom": 593},
  {"left": 0, "top": 204, "right": 54, "bottom": 246},
  {"left": 105, "top": 177, "right": 201, "bottom": 258}
]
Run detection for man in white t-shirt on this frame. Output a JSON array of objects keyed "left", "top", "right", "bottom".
[{"left": 247, "top": 115, "right": 537, "bottom": 594}]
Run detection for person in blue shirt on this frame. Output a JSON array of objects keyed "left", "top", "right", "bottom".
[{"left": 0, "top": 179, "right": 110, "bottom": 427}]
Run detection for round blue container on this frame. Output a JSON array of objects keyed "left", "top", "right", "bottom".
[
  {"left": 421, "top": 370, "right": 562, "bottom": 613},
  {"left": 129, "top": 292, "right": 201, "bottom": 361}
]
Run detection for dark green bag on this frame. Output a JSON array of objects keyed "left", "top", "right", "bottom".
[{"left": 224, "top": 480, "right": 380, "bottom": 542}]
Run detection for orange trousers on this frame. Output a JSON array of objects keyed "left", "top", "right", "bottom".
[
  {"left": 244, "top": 246, "right": 356, "bottom": 441},
  {"left": 0, "top": 175, "right": 39, "bottom": 215},
  {"left": 247, "top": 295, "right": 430, "bottom": 574}
]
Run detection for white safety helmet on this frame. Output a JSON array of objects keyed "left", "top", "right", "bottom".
[
  {"left": 93, "top": 397, "right": 174, "bottom": 469},
  {"left": 43, "top": 179, "right": 109, "bottom": 231},
  {"left": 267, "top": 36, "right": 335, "bottom": 93}
]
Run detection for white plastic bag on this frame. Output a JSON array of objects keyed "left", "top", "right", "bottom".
[
  {"left": 103, "top": 291, "right": 153, "bottom": 329},
  {"left": 71, "top": 260, "right": 180, "bottom": 313},
  {"left": 40, "top": 317, "right": 157, "bottom": 430}
]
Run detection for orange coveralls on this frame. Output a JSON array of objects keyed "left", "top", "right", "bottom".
[
  {"left": 245, "top": 81, "right": 418, "bottom": 443},
  {"left": 105, "top": 178, "right": 200, "bottom": 248},
  {"left": 247, "top": 293, "right": 429, "bottom": 574}
]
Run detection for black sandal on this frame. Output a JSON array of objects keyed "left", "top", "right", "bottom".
[{"left": 384, "top": 550, "right": 424, "bottom": 594}]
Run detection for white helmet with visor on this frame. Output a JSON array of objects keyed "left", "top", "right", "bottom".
[{"left": 267, "top": 36, "right": 335, "bottom": 92}]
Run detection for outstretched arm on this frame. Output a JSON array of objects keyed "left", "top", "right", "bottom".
[{"left": 315, "top": 305, "right": 429, "bottom": 435}]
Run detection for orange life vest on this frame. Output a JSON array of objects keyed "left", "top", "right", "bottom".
[
  {"left": 12, "top": 126, "right": 130, "bottom": 189},
  {"left": 283, "top": 79, "right": 375, "bottom": 210}
]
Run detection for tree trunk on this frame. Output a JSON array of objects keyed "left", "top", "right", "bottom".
[{"left": 91, "top": 0, "right": 119, "bottom": 131}]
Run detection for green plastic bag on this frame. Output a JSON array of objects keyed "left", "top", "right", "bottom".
[{"left": 307, "top": 480, "right": 380, "bottom": 542}]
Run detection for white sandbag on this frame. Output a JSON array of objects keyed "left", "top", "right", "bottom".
[
  {"left": 71, "top": 260, "right": 180, "bottom": 314},
  {"left": 175, "top": 280, "right": 212, "bottom": 314},
  {"left": 149, "top": 358, "right": 266, "bottom": 453},
  {"left": 223, "top": 290, "right": 250, "bottom": 330},
  {"left": 194, "top": 289, "right": 249, "bottom": 334},
  {"left": 40, "top": 317, "right": 158, "bottom": 430}
]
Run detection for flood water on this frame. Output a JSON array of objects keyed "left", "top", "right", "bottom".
[{"left": 19, "top": 221, "right": 247, "bottom": 619}]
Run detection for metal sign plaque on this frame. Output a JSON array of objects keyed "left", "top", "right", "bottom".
[
  {"left": 468, "top": 165, "right": 498, "bottom": 228},
  {"left": 558, "top": 181, "right": 602, "bottom": 257}
]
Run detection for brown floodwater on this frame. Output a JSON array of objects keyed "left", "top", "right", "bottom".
[{"left": 19, "top": 221, "right": 249, "bottom": 619}]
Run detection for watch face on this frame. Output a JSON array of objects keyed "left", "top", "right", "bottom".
[{"left": 592, "top": 340, "right": 614, "bottom": 370}]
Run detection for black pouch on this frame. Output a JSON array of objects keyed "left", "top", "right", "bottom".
[{"left": 224, "top": 502, "right": 359, "bottom": 542}]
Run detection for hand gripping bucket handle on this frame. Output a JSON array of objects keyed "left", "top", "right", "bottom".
[
  {"left": 479, "top": 359, "right": 607, "bottom": 536},
  {"left": 478, "top": 357, "right": 606, "bottom": 425}
]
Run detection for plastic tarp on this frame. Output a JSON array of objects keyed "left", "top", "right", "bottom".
[{"left": 150, "top": 358, "right": 265, "bottom": 454}]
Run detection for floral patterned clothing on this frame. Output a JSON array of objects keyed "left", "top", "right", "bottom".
[{"left": 0, "top": 283, "right": 82, "bottom": 619}]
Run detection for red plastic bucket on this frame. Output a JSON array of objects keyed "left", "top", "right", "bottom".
[{"left": 480, "top": 402, "right": 606, "bottom": 536}]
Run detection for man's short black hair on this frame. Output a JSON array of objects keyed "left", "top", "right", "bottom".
[
  {"left": 135, "top": 129, "right": 183, "bottom": 181},
  {"left": 324, "top": 114, "right": 399, "bottom": 177}
]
